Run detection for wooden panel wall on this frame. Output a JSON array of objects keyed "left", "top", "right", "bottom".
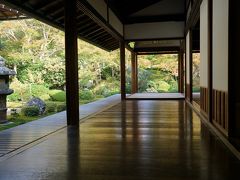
[
  {"left": 212, "top": 89, "right": 228, "bottom": 135},
  {"left": 200, "top": 87, "right": 208, "bottom": 117}
]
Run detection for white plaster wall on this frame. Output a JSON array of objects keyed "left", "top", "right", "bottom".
[
  {"left": 200, "top": 0, "right": 208, "bottom": 87},
  {"left": 212, "top": 0, "right": 228, "bottom": 91},
  {"left": 124, "top": 22, "right": 185, "bottom": 40},
  {"left": 87, "top": 0, "right": 107, "bottom": 20},
  {"left": 109, "top": 9, "right": 123, "bottom": 36},
  {"left": 86, "top": 0, "right": 123, "bottom": 36},
  {"left": 186, "top": 32, "right": 190, "bottom": 84}
]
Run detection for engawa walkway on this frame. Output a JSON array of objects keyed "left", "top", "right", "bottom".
[
  {"left": 0, "top": 100, "right": 240, "bottom": 179},
  {"left": 127, "top": 93, "right": 185, "bottom": 100},
  {"left": 0, "top": 95, "right": 121, "bottom": 159}
]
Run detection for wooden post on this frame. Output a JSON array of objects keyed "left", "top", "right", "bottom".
[
  {"left": 184, "top": 40, "right": 187, "bottom": 98},
  {"left": 178, "top": 51, "right": 184, "bottom": 93},
  {"left": 228, "top": 0, "right": 240, "bottom": 139},
  {"left": 189, "top": 30, "right": 193, "bottom": 102},
  {"left": 120, "top": 41, "right": 126, "bottom": 100},
  {"left": 178, "top": 52, "right": 181, "bottom": 93},
  {"left": 208, "top": 0, "right": 213, "bottom": 122},
  {"left": 136, "top": 54, "right": 138, "bottom": 92},
  {"left": 64, "top": 0, "right": 79, "bottom": 126},
  {"left": 131, "top": 52, "right": 137, "bottom": 94}
]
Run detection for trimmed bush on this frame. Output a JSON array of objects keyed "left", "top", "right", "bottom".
[
  {"left": 156, "top": 81, "right": 170, "bottom": 92},
  {"left": 49, "top": 90, "right": 66, "bottom": 102},
  {"left": 21, "top": 106, "right": 39, "bottom": 117},
  {"left": 56, "top": 104, "right": 66, "bottom": 112},
  {"left": 79, "top": 90, "right": 95, "bottom": 100},
  {"left": 31, "top": 85, "right": 50, "bottom": 100},
  {"left": 45, "top": 103, "right": 56, "bottom": 113}
]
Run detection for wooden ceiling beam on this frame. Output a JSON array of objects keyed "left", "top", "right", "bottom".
[
  {"left": 80, "top": 24, "right": 100, "bottom": 35},
  {"left": 34, "top": 1, "right": 61, "bottom": 11},
  {"left": 92, "top": 33, "right": 110, "bottom": 42},
  {"left": 125, "top": 14, "right": 185, "bottom": 24},
  {"left": 134, "top": 46, "right": 180, "bottom": 52},
  {"left": 87, "top": 30, "right": 106, "bottom": 40},
  {"left": 85, "top": 27, "right": 104, "bottom": 38},
  {"left": 77, "top": 20, "right": 96, "bottom": 31}
]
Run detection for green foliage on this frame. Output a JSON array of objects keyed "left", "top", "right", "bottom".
[
  {"left": 42, "top": 58, "right": 65, "bottom": 89},
  {"left": 31, "top": 84, "right": 50, "bottom": 100},
  {"left": 8, "top": 79, "right": 31, "bottom": 101},
  {"left": 156, "top": 81, "right": 171, "bottom": 92},
  {"left": 137, "top": 68, "right": 152, "bottom": 92},
  {"left": 21, "top": 105, "right": 40, "bottom": 117},
  {"left": 79, "top": 90, "right": 95, "bottom": 100},
  {"left": 134, "top": 54, "right": 180, "bottom": 93},
  {"left": 8, "top": 80, "right": 50, "bottom": 101},
  {"left": 8, "top": 92, "right": 21, "bottom": 102},
  {"left": 45, "top": 103, "right": 56, "bottom": 113},
  {"left": 49, "top": 90, "right": 66, "bottom": 102},
  {"left": 56, "top": 104, "right": 66, "bottom": 112},
  {"left": 94, "top": 80, "right": 119, "bottom": 97}
]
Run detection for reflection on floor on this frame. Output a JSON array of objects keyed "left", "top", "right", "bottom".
[
  {"left": 127, "top": 93, "right": 185, "bottom": 100},
  {"left": 0, "top": 100, "right": 239, "bottom": 179}
]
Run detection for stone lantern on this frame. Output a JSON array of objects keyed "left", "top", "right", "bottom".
[{"left": 0, "top": 56, "right": 16, "bottom": 124}]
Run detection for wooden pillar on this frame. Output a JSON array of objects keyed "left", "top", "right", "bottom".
[
  {"left": 120, "top": 41, "right": 126, "bottom": 100},
  {"left": 64, "top": 0, "right": 79, "bottom": 126},
  {"left": 208, "top": 0, "right": 213, "bottom": 122},
  {"left": 189, "top": 30, "right": 193, "bottom": 102},
  {"left": 136, "top": 54, "right": 138, "bottom": 92},
  {"left": 184, "top": 40, "right": 187, "bottom": 98},
  {"left": 178, "top": 51, "right": 184, "bottom": 93},
  {"left": 131, "top": 52, "right": 137, "bottom": 94},
  {"left": 185, "top": 30, "right": 193, "bottom": 102},
  {"left": 228, "top": 0, "right": 240, "bottom": 140}
]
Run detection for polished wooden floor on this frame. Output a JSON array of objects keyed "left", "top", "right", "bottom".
[
  {"left": 0, "top": 100, "right": 240, "bottom": 179},
  {"left": 0, "top": 95, "right": 120, "bottom": 158},
  {"left": 127, "top": 93, "right": 185, "bottom": 100}
]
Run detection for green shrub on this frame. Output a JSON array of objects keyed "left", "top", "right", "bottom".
[
  {"left": 156, "top": 81, "right": 170, "bottom": 92},
  {"left": 94, "top": 82, "right": 119, "bottom": 97},
  {"left": 31, "top": 85, "right": 50, "bottom": 100},
  {"left": 45, "top": 103, "right": 56, "bottom": 113},
  {"left": 8, "top": 81, "right": 51, "bottom": 102},
  {"left": 56, "top": 104, "right": 66, "bottom": 112},
  {"left": 49, "top": 90, "right": 66, "bottom": 102},
  {"left": 21, "top": 106, "right": 39, "bottom": 117},
  {"left": 8, "top": 93, "right": 21, "bottom": 102},
  {"left": 79, "top": 90, "right": 95, "bottom": 100},
  {"left": 8, "top": 80, "right": 31, "bottom": 101}
]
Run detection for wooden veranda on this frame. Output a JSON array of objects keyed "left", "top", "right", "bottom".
[{"left": 0, "top": 0, "right": 240, "bottom": 179}]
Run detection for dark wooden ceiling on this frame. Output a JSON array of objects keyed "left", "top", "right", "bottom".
[
  {"left": 107, "top": 0, "right": 163, "bottom": 22},
  {"left": 0, "top": 0, "right": 187, "bottom": 51},
  {"left": 107, "top": 0, "right": 186, "bottom": 24}
]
